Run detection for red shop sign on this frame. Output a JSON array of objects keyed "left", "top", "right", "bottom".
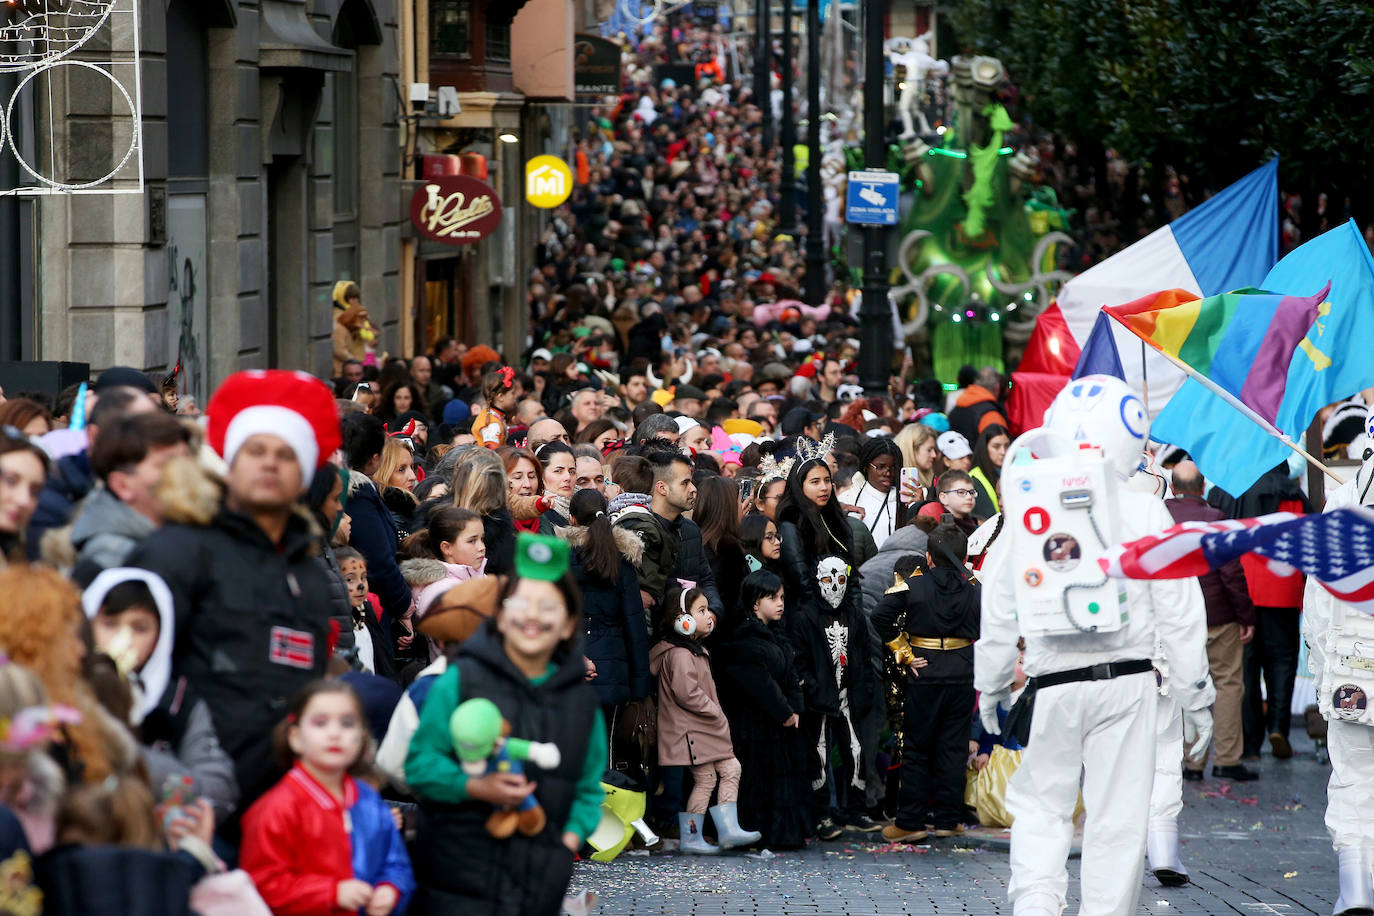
[{"left": 409, "top": 175, "right": 502, "bottom": 245}]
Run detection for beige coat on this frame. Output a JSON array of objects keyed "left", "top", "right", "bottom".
[{"left": 650, "top": 638, "right": 734, "bottom": 766}]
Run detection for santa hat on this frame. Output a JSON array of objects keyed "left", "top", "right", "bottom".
[{"left": 207, "top": 370, "right": 341, "bottom": 484}]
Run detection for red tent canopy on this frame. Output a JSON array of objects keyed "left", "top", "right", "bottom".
[{"left": 1007, "top": 302, "right": 1082, "bottom": 433}]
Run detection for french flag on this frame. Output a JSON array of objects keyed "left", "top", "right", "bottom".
[
  {"left": 1062, "top": 159, "right": 1279, "bottom": 418},
  {"left": 1101, "top": 507, "right": 1374, "bottom": 614}
]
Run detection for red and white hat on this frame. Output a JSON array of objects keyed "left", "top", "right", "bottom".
[{"left": 207, "top": 370, "right": 341, "bottom": 483}]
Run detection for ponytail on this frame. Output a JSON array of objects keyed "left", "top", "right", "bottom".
[{"left": 569, "top": 488, "right": 620, "bottom": 583}]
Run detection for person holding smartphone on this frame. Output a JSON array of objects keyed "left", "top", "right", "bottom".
[{"left": 836, "top": 437, "right": 908, "bottom": 549}]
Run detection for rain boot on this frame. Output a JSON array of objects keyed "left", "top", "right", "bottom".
[
  {"left": 677, "top": 812, "right": 719, "bottom": 855},
  {"left": 631, "top": 817, "right": 662, "bottom": 850},
  {"left": 709, "top": 803, "right": 762, "bottom": 849},
  {"left": 1335, "top": 847, "right": 1374, "bottom": 915},
  {"left": 1147, "top": 816, "right": 1190, "bottom": 887},
  {"left": 1012, "top": 890, "right": 1062, "bottom": 916}
]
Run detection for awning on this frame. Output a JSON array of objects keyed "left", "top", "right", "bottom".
[{"left": 260, "top": 0, "right": 353, "bottom": 72}]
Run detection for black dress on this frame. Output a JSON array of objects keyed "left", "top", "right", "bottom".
[{"left": 714, "top": 615, "right": 810, "bottom": 850}]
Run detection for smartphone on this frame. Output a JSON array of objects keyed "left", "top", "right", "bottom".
[
  {"left": 899, "top": 468, "right": 925, "bottom": 505},
  {"left": 738, "top": 478, "right": 756, "bottom": 502}
]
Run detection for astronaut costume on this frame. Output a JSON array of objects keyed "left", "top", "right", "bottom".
[
  {"left": 1146, "top": 661, "right": 1212, "bottom": 887},
  {"left": 1303, "top": 408, "right": 1374, "bottom": 915},
  {"left": 1125, "top": 467, "right": 1216, "bottom": 888},
  {"left": 883, "top": 33, "right": 948, "bottom": 140},
  {"left": 975, "top": 375, "right": 1212, "bottom": 916}
]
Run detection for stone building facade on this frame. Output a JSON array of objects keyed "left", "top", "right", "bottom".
[{"left": 26, "top": 0, "right": 402, "bottom": 402}]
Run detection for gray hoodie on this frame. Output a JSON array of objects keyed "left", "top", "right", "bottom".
[
  {"left": 70, "top": 486, "right": 155, "bottom": 586},
  {"left": 857, "top": 524, "right": 930, "bottom": 615}
]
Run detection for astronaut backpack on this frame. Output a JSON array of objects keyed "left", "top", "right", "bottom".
[{"left": 1000, "top": 426, "right": 1131, "bottom": 637}]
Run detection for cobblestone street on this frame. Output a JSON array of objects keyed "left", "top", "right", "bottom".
[{"left": 573, "top": 733, "right": 1338, "bottom": 914}]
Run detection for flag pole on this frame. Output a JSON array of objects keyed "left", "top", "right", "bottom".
[
  {"left": 1106, "top": 313, "right": 1342, "bottom": 483},
  {"left": 1140, "top": 339, "right": 1149, "bottom": 415}
]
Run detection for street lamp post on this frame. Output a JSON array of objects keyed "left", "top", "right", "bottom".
[
  {"left": 755, "top": 0, "right": 772, "bottom": 150},
  {"left": 803, "top": 0, "right": 825, "bottom": 305},
  {"left": 858, "top": 0, "right": 891, "bottom": 394},
  {"left": 778, "top": 0, "right": 797, "bottom": 235}
]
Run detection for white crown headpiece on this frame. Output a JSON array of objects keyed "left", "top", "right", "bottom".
[
  {"left": 757, "top": 453, "right": 795, "bottom": 484},
  {"left": 794, "top": 432, "right": 835, "bottom": 468}
]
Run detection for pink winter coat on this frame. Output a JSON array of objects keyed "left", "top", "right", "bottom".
[{"left": 649, "top": 637, "right": 734, "bottom": 766}]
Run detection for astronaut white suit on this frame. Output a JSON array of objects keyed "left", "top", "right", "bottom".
[
  {"left": 1303, "top": 409, "right": 1374, "bottom": 915},
  {"left": 976, "top": 376, "right": 1213, "bottom": 916},
  {"left": 1126, "top": 466, "right": 1216, "bottom": 888}
]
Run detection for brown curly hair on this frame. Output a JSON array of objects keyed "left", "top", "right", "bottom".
[{"left": 0, "top": 564, "right": 116, "bottom": 782}]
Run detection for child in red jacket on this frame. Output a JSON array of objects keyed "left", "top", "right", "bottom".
[{"left": 241, "top": 680, "right": 414, "bottom": 915}]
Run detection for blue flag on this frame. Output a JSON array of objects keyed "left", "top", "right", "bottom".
[
  {"left": 1150, "top": 220, "right": 1374, "bottom": 495},
  {"left": 1071, "top": 312, "right": 1125, "bottom": 381}
]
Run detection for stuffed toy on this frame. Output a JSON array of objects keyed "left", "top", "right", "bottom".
[{"left": 449, "top": 697, "right": 561, "bottom": 839}]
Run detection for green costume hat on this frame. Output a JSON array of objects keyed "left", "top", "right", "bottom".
[{"left": 515, "top": 532, "right": 570, "bottom": 581}]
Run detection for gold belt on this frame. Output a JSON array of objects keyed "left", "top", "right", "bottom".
[
  {"left": 909, "top": 636, "right": 973, "bottom": 650},
  {"left": 886, "top": 633, "right": 972, "bottom": 664}
]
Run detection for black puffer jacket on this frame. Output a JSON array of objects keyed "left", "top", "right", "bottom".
[
  {"left": 37, "top": 845, "right": 205, "bottom": 916},
  {"left": 561, "top": 525, "right": 650, "bottom": 706},
  {"left": 614, "top": 509, "right": 721, "bottom": 618},
  {"left": 662, "top": 513, "right": 721, "bottom": 616},
  {"left": 127, "top": 507, "right": 345, "bottom": 812},
  {"left": 412, "top": 625, "right": 598, "bottom": 916},
  {"left": 344, "top": 475, "right": 411, "bottom": 627}
]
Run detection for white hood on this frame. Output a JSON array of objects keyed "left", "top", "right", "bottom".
[{"left": 82, "top": 567, "right": 176, "bottom": 725}]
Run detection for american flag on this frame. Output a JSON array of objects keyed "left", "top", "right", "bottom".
[{"left": 1100, "top": 507, "right": 1374, "bottom": 614}]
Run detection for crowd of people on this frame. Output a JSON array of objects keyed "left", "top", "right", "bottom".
[{"left": 0, "top": 12, "right": 1334, "bottom": 916}]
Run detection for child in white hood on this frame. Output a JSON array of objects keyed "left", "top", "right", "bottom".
[{"left": 82, "top": 567, "right": 239, "bottom": 822}]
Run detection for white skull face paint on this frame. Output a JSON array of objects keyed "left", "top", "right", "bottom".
[{"left": 817, "top": 556, "right": 848, "bottom": 609}]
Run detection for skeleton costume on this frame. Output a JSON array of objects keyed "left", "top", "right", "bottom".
[{"left": 777, "top": 435, "right": 879, "bottom": 831}]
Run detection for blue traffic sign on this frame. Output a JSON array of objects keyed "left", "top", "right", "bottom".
[{"left": 845, "top": 170, "right": 899, "bottom": 226}]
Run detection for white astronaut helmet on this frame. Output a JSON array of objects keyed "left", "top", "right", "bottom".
[{"left": 1042, "top": 374, "right": 1149, "bottom": 480}]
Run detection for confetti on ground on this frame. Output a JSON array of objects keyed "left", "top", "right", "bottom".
[{"left": 1284, "top": 871, "right": 1298, "bottom": 879}]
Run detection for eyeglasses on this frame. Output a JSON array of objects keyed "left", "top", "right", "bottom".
[
  {"left": 763, "top": 532, "right": 780, "bottom": 542},
  {"left": 942, "top": 488, "right": 977, "bottom": 498}
]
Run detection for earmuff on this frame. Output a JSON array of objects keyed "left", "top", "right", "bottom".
[{"left": 673, "top": 588, "right": 697, "bottom": 636}]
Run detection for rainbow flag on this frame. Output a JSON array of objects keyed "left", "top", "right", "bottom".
[{"left": 1104, "top": 283, "right": 1331, "bottom": 425}]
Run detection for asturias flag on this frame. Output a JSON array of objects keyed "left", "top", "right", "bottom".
[{"left": 1148, "top": 219, "right": 1374, "bottom": 495}]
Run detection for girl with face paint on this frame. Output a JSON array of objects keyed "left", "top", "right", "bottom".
[{"left": 773, "top": 441, "right": 881, "bottom": 840}]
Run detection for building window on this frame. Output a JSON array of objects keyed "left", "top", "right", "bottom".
[
  {"left": 431, "top": 0, "right": 471, "bottom": 57},
  {"left": 332, "top": 69, "right": 358, "bottom": 216},
  {"left": 485, "top": 19, "right": 511, "bottom": 62}
]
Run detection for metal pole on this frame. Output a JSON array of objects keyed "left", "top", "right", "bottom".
[
  {"left": 0, "top": 71, "right": 20, "bottom": 361},
  {"left": 858, "top": 0, "right": 890, "bottom": 394},
  {"left": 778, "top": 0, "right": 796, "bottom": 235},
  {"left": 803, "top": 0, "right": 825, "bottom": 305},
  {"left": 755, "top": 0, "right": 772, "bottom": 150}
]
